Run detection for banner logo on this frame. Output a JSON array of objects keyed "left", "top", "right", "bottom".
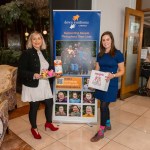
[
  {"left": 73, "top": 15, "right": 80, "bottom": 21},
  {"left": 64, "top": 14, "right": 89, "bottom": 29}
]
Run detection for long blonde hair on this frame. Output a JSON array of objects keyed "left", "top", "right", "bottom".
[{"left": 26, "top": 31, "right": 46, "bottom": 50}]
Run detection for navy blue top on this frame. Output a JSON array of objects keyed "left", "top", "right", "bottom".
[{"left": 94, "top": 50, "right": 124, "bottom": 102}]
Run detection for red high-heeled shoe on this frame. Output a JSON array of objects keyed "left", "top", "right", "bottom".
[
  {"left": 45, "top": 122, "right": 59, "bottom": 131},
  {"left": 31, "top": 128, "right": 42, "bottom": 139}
]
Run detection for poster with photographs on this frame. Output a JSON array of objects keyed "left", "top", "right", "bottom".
[
  {"left": 53, "top": 79, "right": 97, "bottom": 123},
  {"left": 53, "top": 10, "right": 101, "bottom": 123}
]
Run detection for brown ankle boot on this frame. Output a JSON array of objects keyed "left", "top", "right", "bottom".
[{"left": 90, "top": 130, "right": 104, "bottom": 142}]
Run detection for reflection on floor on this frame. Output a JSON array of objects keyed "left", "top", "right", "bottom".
[
  {"left": 2, "top": 95, "right": 150, "bottom": 150},
  {"left": 16, "top": 93, "right": 29, "bottom": 108}
]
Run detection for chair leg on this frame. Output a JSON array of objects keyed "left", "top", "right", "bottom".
[{"left": 6, "top": 127, "right": 9, "bottom": 134}]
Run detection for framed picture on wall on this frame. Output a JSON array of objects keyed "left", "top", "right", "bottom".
[{"left": 7, "top": 33, "right": 21, "bottom": 50}]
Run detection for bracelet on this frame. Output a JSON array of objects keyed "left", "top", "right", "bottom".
[{"left": 113, "top": 74, "right": 116, "bottom": 78}]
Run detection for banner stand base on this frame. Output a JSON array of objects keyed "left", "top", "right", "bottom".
[
  {"left": 56, "top": 121, "right": 63, "bottom": 126},
  {"left": 86, "top": 122, "right": 93, "bottom": 127}
]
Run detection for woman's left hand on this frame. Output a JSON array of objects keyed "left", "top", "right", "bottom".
[{"left": 106, "top": 73, "right": 115, "bottom": 82}]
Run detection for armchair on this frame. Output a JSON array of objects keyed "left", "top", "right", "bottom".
[
  {"left": 0, "top": 99, "right": 8, "bottom": 147},
  {"left": 0, "top": 65, "right": 17, "bottom": 111}
]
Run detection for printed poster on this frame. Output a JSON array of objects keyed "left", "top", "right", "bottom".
[
  {"left": 88, "top": 70, "right": 110, "bottom": 91},
  {"left": 53, "top": 10, "right": 101, "bottom": 123}
]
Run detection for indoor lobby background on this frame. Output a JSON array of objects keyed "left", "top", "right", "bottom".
[{"left": 0, "top": 0, "right": 150, "bottom": 149}]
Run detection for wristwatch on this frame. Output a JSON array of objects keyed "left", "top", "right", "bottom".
[{"left": 0, "top": 118, "right": 4, "bottom": 139}]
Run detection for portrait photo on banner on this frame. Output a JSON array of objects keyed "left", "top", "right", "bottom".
[
  {"left": 82, "top": 105, "right": 95, "bottom": 117},
  {"left": 83, "top": 91, "right": 95, "bottom": 104},
  {"left": 55, "top": 104, "right": 67, "bottom": 116},
  {"left": 69, "top": 105, "right": 81, "bottom": 117},
  {"left": 83, "top": 77, "right": 95, "bottom": 91},
  {"left": 55, "top": 90, "right": 68, "bottom": 103},
  {"left": 69, "top": 91, "right": 81, "bottom": 103}
]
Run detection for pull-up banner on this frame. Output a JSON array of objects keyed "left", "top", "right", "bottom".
[{"left": 53, "top": 10, "right": 101, "bottom": 123}]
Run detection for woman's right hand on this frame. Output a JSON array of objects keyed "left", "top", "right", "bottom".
[
  {"left": 88, "top": 87, "right": 94, "bottom": 91},
  {"left": 33, "top": 73, "right": 41, "bottom": 79},
  {"left": 53, "top": 72, "right": 62, "bottom": 78}
]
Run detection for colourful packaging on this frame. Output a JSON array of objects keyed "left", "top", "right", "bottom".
[{"left": 54, "top": 60, "right": 63, "bottom": 74}]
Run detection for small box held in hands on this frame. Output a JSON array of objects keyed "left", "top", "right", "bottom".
[
  {"left": 40, "top": 69, "right": 54, "bottom": 78},
  {"left": 88, "top": 70, "right": 110, "bottom": 91}
]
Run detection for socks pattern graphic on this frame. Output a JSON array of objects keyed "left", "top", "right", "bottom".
[
  {"left": 98, "top": 130, "right": 104, "bottom": 136},
  {"left": 100, "top": 125, "right": 105, "bottom": 130},
  {"left": 98, "top": 125, "right": 105, "bottom": 135},
  {"left": 106, "top": 120, "right": 111, "bottom": 127}
]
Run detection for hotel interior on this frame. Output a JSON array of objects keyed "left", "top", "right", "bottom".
[{"left": 0, "top": 0, "right": 150, "bottom": 149}]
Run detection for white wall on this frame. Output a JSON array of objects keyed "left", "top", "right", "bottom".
[
  {"left": 92, "top": 0, "right": 136, "bottom": 52},
  {"left": 142, "top": 0, "right": 150, "bottom": 9},
  {"left": 142, "top": 0, "right": 150, "bottom": 26}
]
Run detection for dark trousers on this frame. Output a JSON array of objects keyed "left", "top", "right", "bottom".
[
  {"left": 100, "top": 101, "right": 110, "bottom": 126},
  {"left": 29, "top": 98, "right": 53, "bottom": 128}
]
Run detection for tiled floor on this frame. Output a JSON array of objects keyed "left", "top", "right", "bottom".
[{"left": 2, "top": 95, "right": 150, "bottom": 150}]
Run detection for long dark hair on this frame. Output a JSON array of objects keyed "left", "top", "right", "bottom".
[{"left": 98, "top": 31, "right": 116, "bottom": 57}]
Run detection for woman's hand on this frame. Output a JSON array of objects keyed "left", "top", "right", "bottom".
[
  {"left": 53, "top": 72, "right": 62, "bottom": 78},
  {"left": 33, "top": 73, "right": 41, "bottom": 79},
  {"left": 106, "top": 73, "right": 115, "bottom": 82},
  {"left": 105, "top": 62, "right": 125, "bottom": 82}
]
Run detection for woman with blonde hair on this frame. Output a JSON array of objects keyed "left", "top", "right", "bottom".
[{"left": 18, "top": 31, "right": 60, "bottom": 139}]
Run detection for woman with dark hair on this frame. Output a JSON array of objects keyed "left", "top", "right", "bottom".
[
  {"left": 90, "top": 31, "right": 125, "bottom": 142},
  {"left": 18, "top": 31, "right": 60, "bottom": 139}
]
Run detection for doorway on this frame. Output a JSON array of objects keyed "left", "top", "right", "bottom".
[{"left": 120, "top": 7, "right": 144, "bottom": 99}]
